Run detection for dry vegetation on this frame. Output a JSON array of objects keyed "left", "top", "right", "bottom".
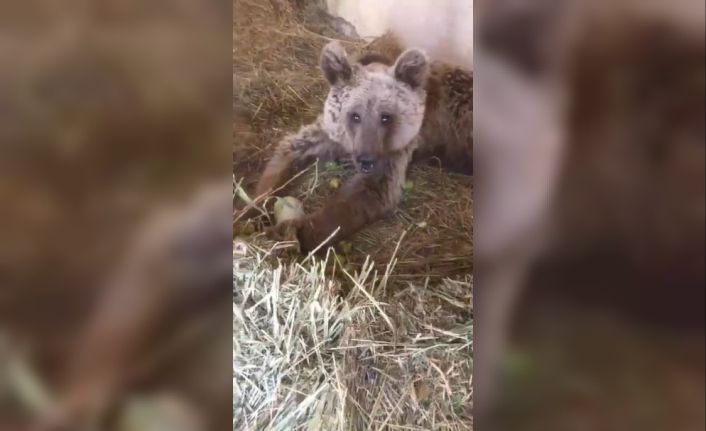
[
  {"left": 233, "top": 241, "right": 472, "bottom": 430},
  {"left": 233, "top": 0, "right": 473, "bottom": 429}
]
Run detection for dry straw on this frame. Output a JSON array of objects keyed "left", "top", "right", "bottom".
[{"left": 233, "top": 237, "right": 472, "bottom": 430}]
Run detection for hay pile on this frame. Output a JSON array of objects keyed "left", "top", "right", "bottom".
[
  {"left": 234, "top": 0, "right": 473, "bottom": 429},
  {"left": 234, "top": 241, "right": 472, "bottom": 430}
]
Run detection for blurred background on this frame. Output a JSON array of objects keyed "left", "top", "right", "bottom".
[
  {"left": 1, "top": 0, "right": 703, "bottom": 430},
  {"left": 0, "top": 1, "right": 232, "bottom": 429},
  {"left": 474, "top": 0, "right": 705, "bottom": 430}
]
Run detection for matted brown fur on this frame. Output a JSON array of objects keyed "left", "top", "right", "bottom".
[{"left": 233, "top": 0, "right": 473, "bottom": 281}]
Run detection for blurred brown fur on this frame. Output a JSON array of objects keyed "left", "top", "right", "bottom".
[
  {"left": 0, "top": 0, "right": 231, "bottom": 429},
  {"left": 38, "top": 182, "right": 233, "bottom": 431},
  {"left": 474, "top": 0, "right": 705, "bottom": 424},
  {"left": 551, "top": 3, "right": 705, "bottom": 323}
]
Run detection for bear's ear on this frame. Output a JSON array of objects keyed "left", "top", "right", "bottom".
[
  {"left": 320, "top": 41, "right": 352, "bottom": 86},
  {"left": 393, "top": 48, "right": 429, "bottom": 89}
]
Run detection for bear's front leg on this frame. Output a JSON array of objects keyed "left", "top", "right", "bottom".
[{"left": 290, "top": 150, "right": 412, "bottom": 254}]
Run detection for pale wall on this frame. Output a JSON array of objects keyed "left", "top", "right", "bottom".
[{"left": 326, "top": 0, "right": 473, "bottom": 70}]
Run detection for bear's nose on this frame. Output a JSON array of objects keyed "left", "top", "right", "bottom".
[{"left": 356, "top": 156, "right": 375, "bottom": 173}]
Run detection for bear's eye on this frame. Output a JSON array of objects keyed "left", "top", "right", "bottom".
[
  {"left": 350, "top": 112, "right": 361, "bottom": 123},
  {"left": 380, "top": 114, "right": 393, "bottom": 125}
]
